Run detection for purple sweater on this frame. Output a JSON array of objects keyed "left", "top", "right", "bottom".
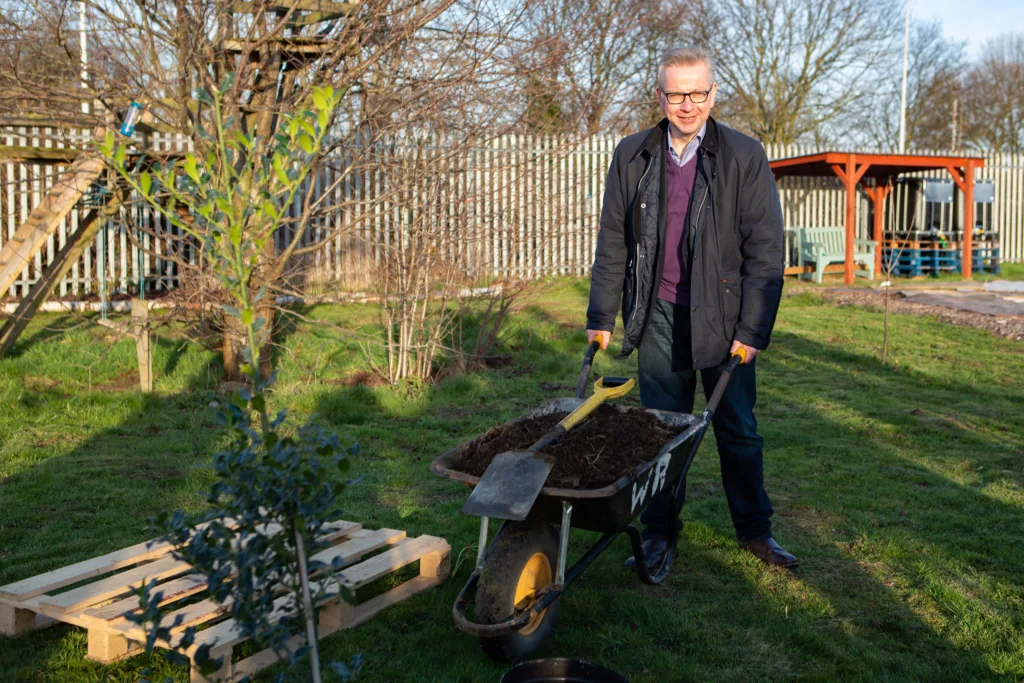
[{"left": 657, "top": 153, "right": 699, "bottom": 305}]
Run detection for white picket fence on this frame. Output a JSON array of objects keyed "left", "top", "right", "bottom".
[{"left": 1, "top": 127, "right": 1022, "bottom": 298}]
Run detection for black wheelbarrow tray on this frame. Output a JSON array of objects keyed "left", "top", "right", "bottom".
[{"left": 429, "top": 397, "right": 703, "bottom": 662}]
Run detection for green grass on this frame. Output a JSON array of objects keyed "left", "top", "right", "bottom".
[{"left": 1, "top": 277, "right": 1023, "bottom": 682}]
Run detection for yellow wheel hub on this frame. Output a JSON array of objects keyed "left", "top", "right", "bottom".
[{"left": 513, "top": 552, "right": 553, "bottom": 636}]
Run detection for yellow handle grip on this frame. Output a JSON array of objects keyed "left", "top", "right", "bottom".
[
  {"left": 557, "top": 377, "right": 635, "bottom": 431},
  {"left": 733, "top": 346, "right": 748, "bottom": 364}
]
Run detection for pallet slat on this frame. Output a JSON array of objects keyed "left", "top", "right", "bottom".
[
  {"left": 308, "top": 528, "right": 406, "bottom": 569},
  {"left": 0, "top": 539, "right": 175, "bottom": 602},
  {"left": 338, "top": 535, "right": 448, "bottom": 590},
  {"left": 37, "top": 555, "right": 192, "bottom": 614},
  {"left": 159, "top": 528, "right": 406, "bottom": 640},
  {"left": 81, "top": 574, "right": 207, "bottom": 626},
  {"left": 0, "top": 516, "right": 252, "bottom": 603}
]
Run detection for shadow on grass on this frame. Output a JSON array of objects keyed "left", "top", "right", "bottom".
[
  {"left": 0, "top": 351, "right": 223, "bottom": 681},
  {"left": 4, "top": 314, "right": 85, "bottom": 358}
]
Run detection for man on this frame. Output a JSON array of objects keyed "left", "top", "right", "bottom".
[{"left": 585, "top": 46, "right": 796, "bottom": 571}]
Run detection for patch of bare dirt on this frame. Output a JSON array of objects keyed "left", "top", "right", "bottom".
[
  {"left": 96, "top": 371, "right": 142, "bottom": 392},
  {"left": 818, "top": 288, "right": 1024, "bottom": 341},
  {"left": 36, "top": 435, "right": 76, "bottom": 448},
  {"left": 23, "top": 375, "right": 64, "bottom": 393},
  {"left": 323, "top": 370, "right": 388, "bottom": 388}
]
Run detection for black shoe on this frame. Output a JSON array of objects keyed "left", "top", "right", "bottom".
[
  {"left": 624, "top": 538, "right": 672, "bottom": 572},
  {"left": 741, "top": 537, "right": 798, "bottom": 568}
]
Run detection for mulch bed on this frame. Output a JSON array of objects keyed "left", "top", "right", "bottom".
[
  {"left": 453, "top": 404, "right": 683, "bottom": 489},
  {"left": 817, "top": 288, "right": 1024, "bottom": 341}
]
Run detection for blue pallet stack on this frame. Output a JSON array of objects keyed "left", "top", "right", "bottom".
[
  {"left": 882, "top": 248, "right": 924, "bottom": 277},
  {"left": 885, "top": 230, "right": 1001, "bottom": 277},
  {"left": 965, "top": 235, "right": 1001, "bottom": 275},
  {"left": 882, "top": 230, "right": 960, "bottom": 277}
]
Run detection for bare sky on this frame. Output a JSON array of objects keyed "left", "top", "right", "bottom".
[{"left": 920, "top": 0, "right": 1024, "bottom": 58}]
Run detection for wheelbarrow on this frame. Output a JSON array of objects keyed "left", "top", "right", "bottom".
[{"left": 430, "top": 342, "right": 746, "bottom": 662}]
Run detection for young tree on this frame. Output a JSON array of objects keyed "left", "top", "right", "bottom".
[
  {"left": 104, "top": 82, "right": 359, "bottom": 683},
  {"left": 2, "top": 0, "right": 459, "bottom": 376}
]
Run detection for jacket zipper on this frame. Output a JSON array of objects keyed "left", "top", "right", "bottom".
[
  {"left": 693, "top": 151, "right": 710, "bottom": 245},
  {"left": 694, "top": 184, "right": 709, "bottom": 237},
  {"left": 629, "top": 243, "right": 640, "bottom": 325},
  {"left": 628, "top": 156, "right": 654, "bottom": 328}
]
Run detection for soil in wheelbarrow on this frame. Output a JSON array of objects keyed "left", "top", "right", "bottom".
[{"left": 453, "top": 404, "right": 683, "bottom": 489}]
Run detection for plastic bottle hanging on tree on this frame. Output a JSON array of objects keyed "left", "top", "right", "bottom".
[{"left": 120, "top": 101, "right": 143, "bottom": 137}]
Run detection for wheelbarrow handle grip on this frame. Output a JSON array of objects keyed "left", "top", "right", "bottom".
[{"left": 575, "top": 340, "right": 601, "bottom": 399}]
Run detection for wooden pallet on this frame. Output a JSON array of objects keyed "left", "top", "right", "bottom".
[
  {"left": 882, "top": 239, "right": 959, "bottom": 250},
  {"left": 0, "top": 520, "right": 450, "bottom": 682}
]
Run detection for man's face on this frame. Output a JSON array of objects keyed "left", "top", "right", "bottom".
[{"left": 656, "top": 63, "right": 716, "bottom": 140}]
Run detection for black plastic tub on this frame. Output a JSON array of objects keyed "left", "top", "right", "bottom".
[{"left": 500, "top": 658, "right": 629, "bottom": 683}]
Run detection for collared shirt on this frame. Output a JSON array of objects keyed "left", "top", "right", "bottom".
[{"left": 667, "top": 121, "right": 706, "bottom": 167}]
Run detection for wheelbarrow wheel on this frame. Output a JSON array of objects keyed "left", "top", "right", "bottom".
[{"left": 475, "top": 520, "right": 563, "bottom": 662}]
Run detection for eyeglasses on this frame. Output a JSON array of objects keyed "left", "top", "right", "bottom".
[{"left": 660, "top": 87, "right": 713, "bottom": 105}]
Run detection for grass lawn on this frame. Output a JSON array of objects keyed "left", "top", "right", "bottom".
[{"left": 1, "top": 277, "right": 1022, "bottom": 682}]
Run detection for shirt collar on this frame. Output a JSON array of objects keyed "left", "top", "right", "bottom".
[{"left": 667, "top": 121, "right": 707, "bottom": 165}]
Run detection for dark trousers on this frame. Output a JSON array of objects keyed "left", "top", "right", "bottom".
[{"left": 637, "top": 298, "right": 773, "bottom": 544}]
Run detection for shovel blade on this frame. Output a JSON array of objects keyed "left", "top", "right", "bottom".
[{"left": 461, "top": 450, "right": 554, "bottom": 521}]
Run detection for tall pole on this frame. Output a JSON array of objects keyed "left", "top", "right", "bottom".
[
  {"left": 79, "top": 1, "right": 89, "bottom": 115},
  {"left": 845, "top": 155, "right": 857, "bottom": 285},
  {"left": 962, "top": 160, "right": 975, "bottom": 279},
  {"left": 898, "top": 0, "right": 910, "bottom": 153},
  {"left": 951, "top": 97, "right": 959, "bottom": 151}
]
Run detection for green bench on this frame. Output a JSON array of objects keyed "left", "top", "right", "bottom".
[{"left": 796, "top": 226, "right": 876, "bottom": 283}]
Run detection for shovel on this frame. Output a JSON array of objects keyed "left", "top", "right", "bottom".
[{"left": 461, "top": 343, "right": 635, "bottom": 521}]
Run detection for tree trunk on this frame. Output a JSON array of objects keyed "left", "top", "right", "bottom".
[
  {"left": 220, "top": 305, "right": 274, "bottom": 381},
  {"left": 221, "top": 314, "right": 247, "bottom": 382},
  {"left": 882, "top": 286, "right": 890, "bottom": 363},
  {"left": 257, "top": 302, "right": 275, "bottom": 380}
]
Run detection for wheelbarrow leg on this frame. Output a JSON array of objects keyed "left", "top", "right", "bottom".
[
  {"left": 625, "top": 525, "right": 674, "bottom": 585},
  {"left": 556, "top": 501, "right": 572, "bottom": 586},
  {"left": 476, "top": 516, "right": 490, "bottom": 569}
]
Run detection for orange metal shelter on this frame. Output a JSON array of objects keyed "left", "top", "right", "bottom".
[{"left": 769, "top": 152, "right": 987, "bottom": 284}]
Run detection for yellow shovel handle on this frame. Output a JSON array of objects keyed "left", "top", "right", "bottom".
[{"left": 557, "top": 377, "right": 635, "bottom": 432}]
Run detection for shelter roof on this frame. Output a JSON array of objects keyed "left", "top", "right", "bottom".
[{"left": 769, "top": 152, "right": 986, "bottom": 181}]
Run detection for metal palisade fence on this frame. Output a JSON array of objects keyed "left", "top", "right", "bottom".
[{"left": 1, "top": 126, "right": 1022, "bottom": 299}]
